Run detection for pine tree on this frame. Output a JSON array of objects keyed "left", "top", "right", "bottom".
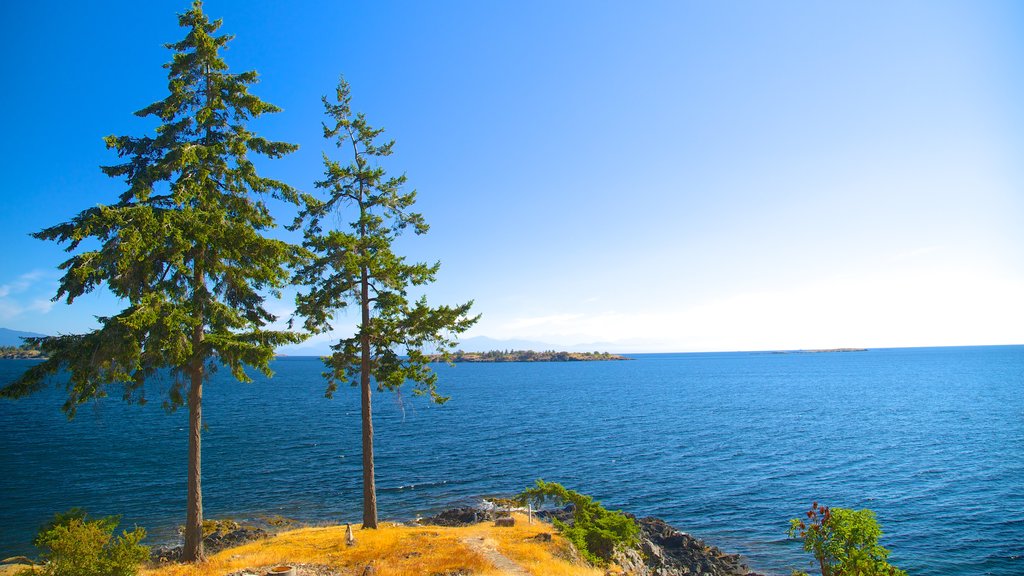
[
  {"left": 292, "top": 77, "right": 478, "bottom": 528},
  {"left": 0, "top": 1, "right": 302, "bottom": 562}
]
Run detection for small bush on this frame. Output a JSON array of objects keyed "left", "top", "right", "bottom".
[
  {"left": 788, "top": 502, "right": 906, "bottom": 576},
  {"left": 30, "top": 508, "right": 148, "bottom": 576},
  {"left": 516, "top": 479, "right": 639, "bottom": 565}
]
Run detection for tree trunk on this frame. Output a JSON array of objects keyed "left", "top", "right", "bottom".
[
  {"left": 360, "top": 272, "right": 377, "bottom": 528},
  {"left": 183, "top": 356, "right": 205, "bottom": 561},
  {"left": 183, "top": 242, "right": 206, "bottom": 562}
]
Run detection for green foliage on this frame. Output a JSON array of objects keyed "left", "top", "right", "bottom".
[
  {"left": 788, "top": 502, "right": 907, "bottom": 576},
  {"left": 0, "top": 0, "right": 304, "bottom": 562},
  {"left": 291, "top": 76, "right": 479, "bottom": 402},
  {"left": 0, "top": 0, "right": 303, "bottom": 415},
  {"left": 31, "top": 509, "right": 148, "bottom": 576},
  {"left": 517, "top": 480, "right": 639, "bottom": 565}
]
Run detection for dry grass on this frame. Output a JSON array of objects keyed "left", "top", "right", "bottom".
[{"left": 142, "top": 513, "right": 607, "bottom": 576}]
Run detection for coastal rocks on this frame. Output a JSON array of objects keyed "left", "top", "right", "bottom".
[
  {"left": 150, "top": 545, "right": 182, "bottom": 563},
  {"left": 421, "top": 504, "right": 760, "bottom": 576},
  {"left": 613, "top": 516, "right": 756, "bottom": 576},
  {"left": 420, "top": 500, "right": 549, "bottom": 527},
  {"left": 205, "top": 525, "right": 269, "bottom": 553},
  {"left": 420, "top": 506, "right": 495, "bottom": 527},
  {"left": 152, "top": 524, "right": 269, "bottom": 562},
  {"left": 534, "top": 505, "right": 575, "bottom": 525}
]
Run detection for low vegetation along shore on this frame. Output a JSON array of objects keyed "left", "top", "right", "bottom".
[
  {"left": 0, "top": 482, "right": 759, "bottom": 576},
  {"left": 0, "top": 511, "right": 751, "bottom": 576},
  {"left": 1, "top": 485, "right": 905, "bottom": 576}
]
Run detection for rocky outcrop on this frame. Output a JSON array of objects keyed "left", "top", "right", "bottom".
[
  {"left": 613, "top": 516, "right": 760, "bottom": 576},
  {"left": 533, "top": 505, "right": 575, "bottom": 525},
  {"left": 421, "top": 502, "right": 575, "bottom": 528},
  {"left": 420, "top": 507, "right": 496, "bottom": 527},
  {"left": 421, "top": 504, "right": 762, "bottom": 576},
  {"left": 151, "top": 525, "right": 268, "bottom": 562}
]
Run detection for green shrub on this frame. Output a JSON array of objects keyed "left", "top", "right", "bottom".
[
  {"left": 516, "top": 480, "right": 639, "bottom": 565},
  {"left": 788, "top": 502, "right": 906, "bottom": 576},
  {"left": 30, "top": 508, "right": 149, "bottom": 576}
]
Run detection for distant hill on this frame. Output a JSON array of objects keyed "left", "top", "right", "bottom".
[{"left": 0, "top": 328, "right": 46, "bottom": 347}]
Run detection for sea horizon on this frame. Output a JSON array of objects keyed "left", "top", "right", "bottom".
[{"left": 1, "top": 344, "right": 1022, "bottom": 575}]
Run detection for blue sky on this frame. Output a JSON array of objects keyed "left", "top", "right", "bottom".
[{"left": 1, "top": 1, "right": 1021, "bottom": 353}]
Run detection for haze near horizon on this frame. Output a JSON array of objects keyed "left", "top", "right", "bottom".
[{"left": 1, "top": 1, "right": 1021, "bottom": 354}]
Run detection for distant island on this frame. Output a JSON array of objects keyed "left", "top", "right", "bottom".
[
  {"left": 433, "top": 349, "right": 631, "bottom": 362},
  {"left": 0, "top": 345, "right": 45, "bottom": 359}
]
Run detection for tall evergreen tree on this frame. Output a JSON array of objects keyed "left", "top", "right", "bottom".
[
  {"left": 292, "top": 77, "right": 478, "bottom": 528},
  {"left": 0, "top": 1, "right": 302, "bottom": 562}
]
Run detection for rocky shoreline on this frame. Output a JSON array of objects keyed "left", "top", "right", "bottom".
[
  {"left": 150, "top": 517, "right": 303, "bottom": 563},
  {"left": 615, "top": 516, "right": 762, "bottom": 576},
  {"left": 420, "top": 505, "right": 764, "bottom": 576},
  {"left": 146, "top": 504, "right": 764, "bottom": 575},
  {"left": 151, "top": 525, "right": 270, "bottom": 563}
]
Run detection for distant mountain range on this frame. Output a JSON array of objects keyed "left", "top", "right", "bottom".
[{"left": 0, "top": 328, "right": 47, "bottom": 347}]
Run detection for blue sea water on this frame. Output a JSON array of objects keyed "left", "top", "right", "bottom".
[{"left": 0, "top": 346, "right": 1021, "bottom": 575}]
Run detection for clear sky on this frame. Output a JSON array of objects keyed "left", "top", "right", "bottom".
[{"left": 1, "top": 1, "right": 1021, "bottom": 353}]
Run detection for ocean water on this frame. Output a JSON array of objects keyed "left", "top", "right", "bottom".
[{"left": 0, "top": 346, "right": 1021, "bottom": 575}]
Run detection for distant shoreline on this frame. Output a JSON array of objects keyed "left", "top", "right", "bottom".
[
  {"left": 0, "top": 349, "right": 44, "bottom": 360},
  {"left": 430, "top": 350, "right": 631, "bottom": 363}
]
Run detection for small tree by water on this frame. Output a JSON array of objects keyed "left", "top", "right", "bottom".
[
  {"left": 517, "top": 480, "right": 639, "bottom": 565},
  {"left": 788, "top": 502, "right": 906, "bottom": 576}
]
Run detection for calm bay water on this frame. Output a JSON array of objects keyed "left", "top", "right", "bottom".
[{"left": 1, "top": 346, "right": 1021, "bottom": 575}]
